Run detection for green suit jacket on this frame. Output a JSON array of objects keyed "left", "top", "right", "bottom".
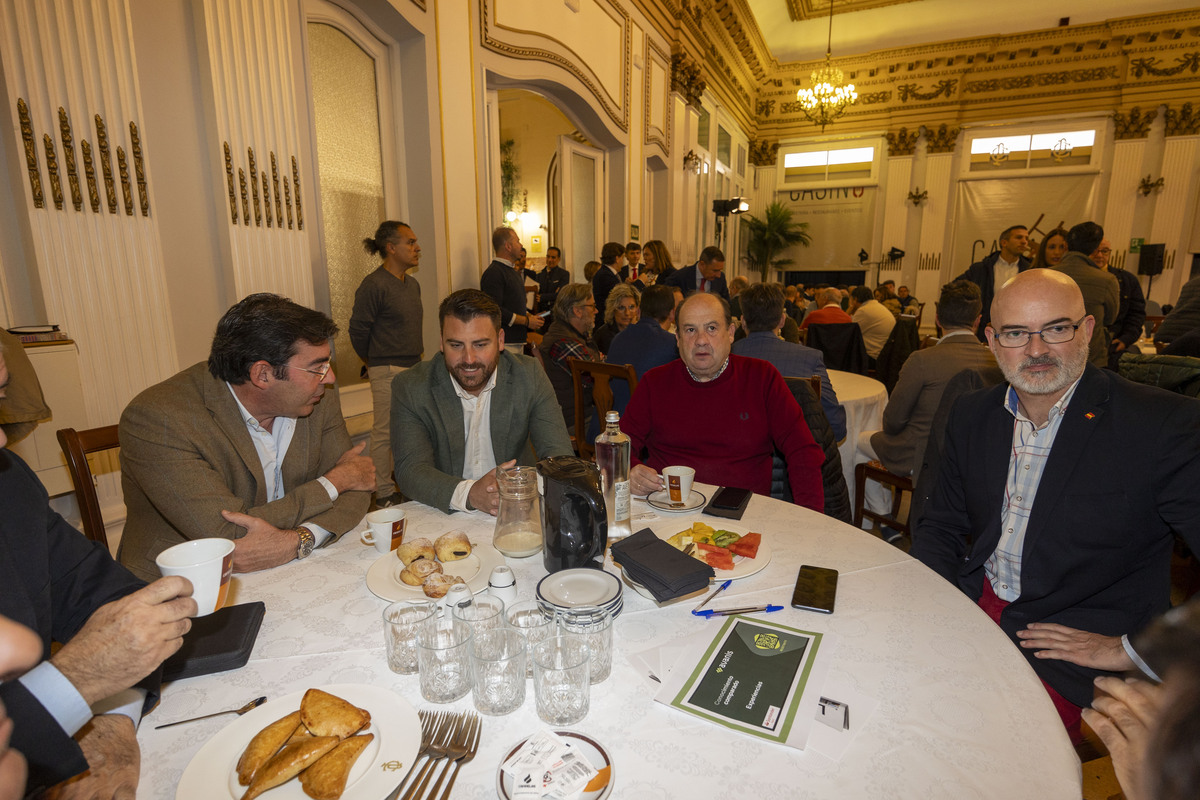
[
  {"left": 117, "top": 362, "right": 368, "bottom": 581},
  {"left": 390, "top": 351, "right": 573, "bottom": 513}
]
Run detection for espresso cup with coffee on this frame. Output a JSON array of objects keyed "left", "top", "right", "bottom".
[
  {"left": 363, "top": 507, "right": 406, "bottom": 554},
  {"left": 661, "top": 466, "right": 696, "bottom": 503}
]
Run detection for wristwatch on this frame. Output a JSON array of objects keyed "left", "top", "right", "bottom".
[{"left": 295, "top": 527, "right": 316, "bottom": 559}]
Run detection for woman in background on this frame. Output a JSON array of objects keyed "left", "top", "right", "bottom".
[
  {"left": 641, "top": 240, "right": 676, "bottom": 283},
  {"left": 1032, "top": 228, "right": 1069, "bottom": 269},
  {"left": 594, "top": 284, "right": 640, "bottom": 356}
]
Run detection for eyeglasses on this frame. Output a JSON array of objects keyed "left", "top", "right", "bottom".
[
  {"left": 991, "top": 318, "right": 1086, "bottom": 348},
  {"left": 1096, "top": 248, "right": 1112, "bottom": 255},
  {"left": 281, "top": 362, "right": 332, "bottom": 379}
]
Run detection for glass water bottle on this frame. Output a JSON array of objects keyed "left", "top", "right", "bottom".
[{"left": 595, "top": 411, "right": 632, "bottom": 541}]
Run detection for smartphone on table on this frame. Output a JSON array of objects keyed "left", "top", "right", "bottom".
[{"left": 791, "top": 565, "right": 838, "bottom": 614}]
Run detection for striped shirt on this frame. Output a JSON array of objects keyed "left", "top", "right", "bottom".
[{"left": 986, "top": 377, "right": 1082, "bottom": 601}]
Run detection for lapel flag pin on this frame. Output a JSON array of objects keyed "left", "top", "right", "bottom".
[{"left": 1084, "top": 412, "right": 1096, "bottom": 420}]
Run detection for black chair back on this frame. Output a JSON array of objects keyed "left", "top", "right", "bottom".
[{"left": 806, "top": 323, "right": 868, "bottom": 375}]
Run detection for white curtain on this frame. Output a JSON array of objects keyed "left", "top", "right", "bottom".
[{"left": 779, "top": 186, "right": 878, "bottom": 268}]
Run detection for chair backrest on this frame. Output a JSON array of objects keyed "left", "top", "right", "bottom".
[
  {"left": 568, "top": 359, "right": 638, "bottom": 460},
  {"left": 1145, "top": 315, "right": 1165, "bottom": 336},
  {"left": 875, "top": 317, "right": 922, "bottom": 393},
  {"left": 806, "top": 323, "right": 868, "bottom": 375},
  {"left": 55, "top": 425, "right": 120, "bottom": 550},
  {"left": 771, "top": 377, "right": 851, "bottom": 522}
]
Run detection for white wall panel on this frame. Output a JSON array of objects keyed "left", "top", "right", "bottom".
[
  {"left": 882, "top": 156, "right": 911, "bottom": 255},
  {"left": 1103, "top": 140, "right": 1144, "bottom": 256},
  {"left": 1149, "top": 137, "right": 1199, "bottom": 297}
]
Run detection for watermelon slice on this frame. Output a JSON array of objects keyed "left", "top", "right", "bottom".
[
  {"left": 696, "top": 543, "right": 735, "bottom": 570},
  {"left": 728, "top": 532, "right": 761, "bottom": 559}
]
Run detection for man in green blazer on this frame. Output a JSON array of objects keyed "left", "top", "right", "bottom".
[
  {"left": 391, "top": 289, "right": 573, "bottom": 514},
  {"left": 118, "top": 294, "right": 373, "bottom": 582}
]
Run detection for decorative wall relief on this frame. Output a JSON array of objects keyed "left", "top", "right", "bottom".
[
  {"left": 117, "top": 146, "right": 133, "bottom": 215},
  {"left": 963, "top": 67, "right": 1119, "bottom": 93},
  {"left": 922, "top": 123, "right": 960, "bottom": 154},
  {"left": 756, "top": 99, "right": 775, "bottom": 118},
  {"left": 1165, "top": 103, "right": 1200, "bottom": 136},
  {"left": 81, "top": 140, "right": 99, "bottom": 212},
  {"left": 886, "top": 127, "right": 920, "bottom": 156},
  {"left": 270, "top": 153, "right": 283, "bottom": 225},
  {"left": 18, "top": 99, "right": 43, "bottom": 208},
  {"left": 1130, "top": 52, "right": 1200, "bottom": 78},
  {"left": 43, "top": 134, "right": 63, "bottom": 210},
  {"left": 238, "top": 167, "right": 249, "bottom": 225},
  {"left": 1113, "top": 107, "right": 1157, "bottom": 140},
  {"left": 284, "top": 177, "right": 293, "bottom": 229},
  {"left": 248, "top": 147, "right": 261, "bottom": 227},
  {"left": 95, "top": 115, "right": 117, "bottom": 214},
  {"left": 130, "top": 122, "right": 148, "bottom": 216},
  {"left": 897, "top": 79, "right": 957, "bottom": 102},
  {"left": 858, "top": 91, "right": 891, "bottom": 105},
  {"left": 60, "top": 108, "right": 82, "bottom": 211},
  {"left": 224, "top": 143, "right": 237, "bottom": 224},
  {"left": 292, "top": 156, "right": 304, "bottom": 231},
  {"left": 748, "top": 139, "right": 778, "bottom": 166},
  {"left": 262, "top": 170, "right": 272, "bottom": 228},
  {"left": 671, "top": 51, "right": 706, "bottom": 108}
]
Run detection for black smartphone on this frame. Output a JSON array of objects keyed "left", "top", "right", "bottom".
[
  {"left": 710, "top": 486, "right": 752, "bottom": 510},
  {"left": 791, "top": 565, "right": 838, "bottom": 614}
]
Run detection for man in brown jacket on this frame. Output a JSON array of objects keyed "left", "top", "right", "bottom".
[
  {"left": 1050, "top": 221, "right": 1120, "bottom": 368},
  {"left": 117, "top": 294, "right": 372, "bottom": 581}
]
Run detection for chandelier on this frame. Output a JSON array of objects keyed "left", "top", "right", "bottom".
[{"left": 796, "top": 1, "right": 857, "bottom": 130}]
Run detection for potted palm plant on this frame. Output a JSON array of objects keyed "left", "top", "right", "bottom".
[{"left": 743, "top": 201, "right": 811, "bottom": 282}]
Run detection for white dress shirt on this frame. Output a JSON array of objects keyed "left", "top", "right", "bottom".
[{"left": 449, "top": 369, "right": 500, "bottom": 513}]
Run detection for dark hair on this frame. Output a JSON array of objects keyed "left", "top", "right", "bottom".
[
  {"left": 546, "top": 246, "right": 561, "bottom": 259},
  {"left": 208, "top": 293, "right": 337, "bottom": 383},
  {"left": 362, "top": 221, "right": 409, "bottom": 257},
  {"left": 1032, "top": 228, "right": 1069, "bottom": 269},
  {"left": 882, "top": 279, "right": 896, "bottom": 288},
  {"left": 492, "top": 226, "right": 516, "bottom": 254},
  {"left": 850, "top": 286, "right": 874, "bottom": 304},
  {"left": 640, "top": 284, "right": 675, "bottom": 322},
  {"left": 740, "top": 283, "right": 786, "bottom": 332},
  {"left": 699, "top": 245, "right": 725, "bottom": 264},
  {"left": 642, "top": 240, "right": 674, "bottom": 275},
  {"left": 438, "top": 288, "right": 501, "bottom": 331},
  {"left": 676, "top": 291, "right": 732, "bottom": 327},
  {"left": 600, "top": 242, "right": 625, "bottom": 266},
  {"left": 583, "top": 261, "right": 602, "bottom": 281},
  {"left": 935, "top": 280, "right": 982, "bottom": 330},
  {"left": 1066, "top": 221, "right": 1104, "bottom": 257},
  {"left": 625, "top": 242, "right": 641, "bottom": 252},
  {"left": 999, "top": 225, "right": 1027, "bottom": 244}
]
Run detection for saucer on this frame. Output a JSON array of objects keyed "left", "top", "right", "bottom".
[{"left": 646, "top": 489, "right": 706, "bottom": 513}]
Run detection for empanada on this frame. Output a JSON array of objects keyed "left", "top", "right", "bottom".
[
  {"left": 299, "top": 688, "right": 371, "bottom": 739},
  {"left": 236, "top": 710, "right": 301, "bottom": 786},
  {"left": 241, "top": 737, "right": 339, "bottom": 800},
  {"left": 299, "top": 733, "right": 374, "bottom": 799}
]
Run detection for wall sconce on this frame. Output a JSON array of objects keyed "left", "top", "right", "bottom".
[
  {"left": 1138, "top": 175, "right": 1165, "bottom": 196},
  {"left": 857, "top": 249, "right": 869, "bottom": 264},
  {"left": 907, "top": 188, "right": 928, "bottom": 206},
  {"left": 886, "top": 247, "right": 906, "bottom": 262},
  {"left": 683, "top": 149, "right": 702, "bottom": 174}
]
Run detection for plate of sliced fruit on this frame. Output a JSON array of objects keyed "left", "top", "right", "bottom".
[{"left": 664, "top": 521, "right": 770, "bottom": 580}]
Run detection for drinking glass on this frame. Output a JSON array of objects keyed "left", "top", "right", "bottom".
[
  {"left": 504, "top": 600, "right": 556, "bottom": 678},
  {"left": 452, "top": 595, "right": 506, "bottom": 637},
  {"left": 382, "top": 599, "right": 437, "bottom": 674},
  {"left": 417, "top": 619, "right": 473, "bottom": 703},
  {"left": 471, "top": 629, "right": 527, "bottom": 716},
  {"left": 560, "top": 604, "right": 613, "bottom": 684},
  {"left": 531, "top": 635, "right": 591, "bottom": 725}
]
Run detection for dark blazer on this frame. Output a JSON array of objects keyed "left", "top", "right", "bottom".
[
  {"left": 731, "top": 331, "right": 846, "bottom": 441},
  {"left": 390, "top": 351, "right": 574, "bottom": 512},
  {"left": 664, "top": 264, "right": 730, "bottom": 300},
  {"left": 481, "top": 259, "right": 530, "bottom": 344},
  {"left": 606, "top": 316, "right": 678, "bottom": 413},
  {"left": 118, "top": 363, "right": 368, "bottom": 581},
  {"left": 955, "top": 251, "right": 1032, "bottom": 340},
  {"left": 912, "top": 365, "right": 1200, "bottom": 707},
  {"left": 536, "top": 266, "right": 571, "bottom": 313},
  {"left": 1108, "top": 267, "right": 1147, "bottom": 351},
  {"left": 591, "top": 266, "right": 621, "bottom": 320},
  {"left": 0, "top": 449, "right": 156, "bottom": 791}
]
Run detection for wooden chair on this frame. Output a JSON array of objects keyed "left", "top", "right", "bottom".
[
  {"left": 568, "top": 359, "right": 637, "bottom": 461},
  {"left": 853, "top": 460, "right": 914, "bottom": 538},
  {"left": 1145, "top": 315, "right": 1165, "bottom": 337},
  {"left": 56, "top": 425, "right": 120, "bottom": 550}
]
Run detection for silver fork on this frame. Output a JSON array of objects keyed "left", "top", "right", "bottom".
[
  {"left": 426, "top": 713, "right": 477, "bottom": 799},
  {"left": 385, "top": 710, "right": 444, "bottom": 800},
  {"left": 402, "top": 712, "right": 459, "bottom": 800},
  {"left": 436, "top": 713, "right": 480, "bottom": 800}
]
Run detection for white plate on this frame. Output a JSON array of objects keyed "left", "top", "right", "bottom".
[
  {"left": 176, "top": 684, "right": 419, "bottom": 800},
  {"left": 497, "top": 730, "right": 614, "bottom": 800},
  {"left": 645, "top": 489, "right": 707, "bottom": 513},
  {"left": 536, "top": 569, "right": 622, "bottom": 608},
  {"left": 640, "top": 523, "right": 772, "bottom": 581},
  {"left": 365, "top": 540, "right": 504, "bottom": 602}
]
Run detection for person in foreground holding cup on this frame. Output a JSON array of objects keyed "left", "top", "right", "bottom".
[
  {"left": 390, "top": 289, "right": 573, "bottom": 514},
  {"left": 0, "top": 349, "right": 197, "bottom": 797},
  {"left": 622, "top": 292, "right": 824, "bottom": 510},
  {"left": 118, "top": 293, "right": 373, "bottom": 581}
]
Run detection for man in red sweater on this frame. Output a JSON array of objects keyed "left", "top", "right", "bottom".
[{"left": 622, "top": 292, "right": 824, "bottom": 510}]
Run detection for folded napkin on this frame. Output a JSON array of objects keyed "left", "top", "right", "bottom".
[{"left": 611, "top": 528, "right": 714, "bottom": 603}]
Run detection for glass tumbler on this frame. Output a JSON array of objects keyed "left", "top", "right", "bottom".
[
  {"left": 416, "top": 618, "right": 473, "bottom": 703},
  {"left": 471, "top": 629, "right": 527, "bottom": 716},
  {"left": 452, "top": 595, "right": 507, "bottom": 638},
  {"left": 382, "top": 599, "right": 437, "bottom": 674},
  {"left": 560, "top": 604, "right": 613, "bottom": 684},
  {"left": 531, "top": 635, "right": 591, "bottom": 725},
  {"left": 504, "top": 599, "right": 556, "bottom": 678}
]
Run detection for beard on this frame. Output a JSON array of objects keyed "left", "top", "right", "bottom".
[
  {"left": 449, "top": 359, "right": 497, "bottom": 393},
  {"left": 1002, "top": 341, "right": 1088, "bottom": 396}
]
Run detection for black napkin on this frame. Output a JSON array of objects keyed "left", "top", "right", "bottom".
[
  {"left": 161, "top": 601, "right": 265, "bottom": 681},
  {"left": 611, "top": 528, "right": 714, "bottom": 603}
]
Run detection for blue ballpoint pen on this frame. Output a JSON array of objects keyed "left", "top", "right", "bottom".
[
  {"left": 697, "top": 604, "right": 784, "bottom": 618},
  {"left": 691, "top": 579, "right": 732, "bottom": 614}
]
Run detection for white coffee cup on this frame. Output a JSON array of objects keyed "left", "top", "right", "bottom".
[
  {"left": 155, "top": 538, "right": 235, "bottom": 617},
  {"left": 662, "top": 466, "right": 696, "bottom": 503},
  {"left": 363, "top": 508, "right": 406, "bottom": 554}
]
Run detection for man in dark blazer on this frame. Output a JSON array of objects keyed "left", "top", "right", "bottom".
[
  {"left": 119, "top": 294, "right": 373, "bottom": 582},
  {"left": 0, "top": 349, "right": 195, "bottom": 795},
  {"left": 606, "top": 284, "right": 679, "bottom": 413},
  {"left": 665, "top": 245, "right": 730, "bottom": 300},
  {"left": 913, "top": 269, "right": 1200, "bottom": 737},
  {"left": 954, "top": 224, "right": 1031, "bottom": 339},
  {"left": 591, "top": 241, "right": 626, "bottom": 319},
  {"left": 730, "top": 282, "right": 845, "bottom": 441},
  {"left": 391, "top": 289, "right": 573, "bottom": 514},
  {"left": 481, "top": 226, "right": 543, "bottom": 352}
]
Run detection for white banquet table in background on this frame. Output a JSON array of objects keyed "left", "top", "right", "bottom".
[
  {"left": 137, "top": 486, "right": 1080, "bottom": 799},
  {"left": 827, "top": 369, "right": 888, "bottom": 509}
]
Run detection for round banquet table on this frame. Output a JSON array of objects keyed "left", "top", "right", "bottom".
[
  {"left": 827, "top": 369, "right": 888, "bottom": 509},
  {"left": 137, "top": 487, "right": 1080, "bottom": 799}
]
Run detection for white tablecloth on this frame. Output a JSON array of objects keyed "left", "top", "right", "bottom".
[
  {"left": 828, "top": 369, "right": 888, "bottom": 509},
  {"left": 138, "top": 488, "right": 1080, "bottom": 799}
]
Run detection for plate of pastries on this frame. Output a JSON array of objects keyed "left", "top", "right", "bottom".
[{"left": 365, "top": 531, "right": 504, "bottom": 602}]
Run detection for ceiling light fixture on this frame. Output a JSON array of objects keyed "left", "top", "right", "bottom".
[{"left": 796, "top": 1, "right": 857, "bottom": 131}]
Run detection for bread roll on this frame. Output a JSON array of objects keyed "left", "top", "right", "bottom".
[
  {"left": 396, "top": 537, "right": 435, "bottom": 566},
  {"left": 435, "top": 531, "right": 472, "bottom": 562},
  {"left": 399, "top": 558, "right": 442, "bottom": 586},
  {"left": 422, "top": 573, "right": 466, "bottom": 599}
]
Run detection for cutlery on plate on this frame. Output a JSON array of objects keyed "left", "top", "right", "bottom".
[
  {"left": 153, "top": 696, "right": 267, "bottom": 729},
  {"left": 385, "top": 710, "right": 441, "bottom": 800}
]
